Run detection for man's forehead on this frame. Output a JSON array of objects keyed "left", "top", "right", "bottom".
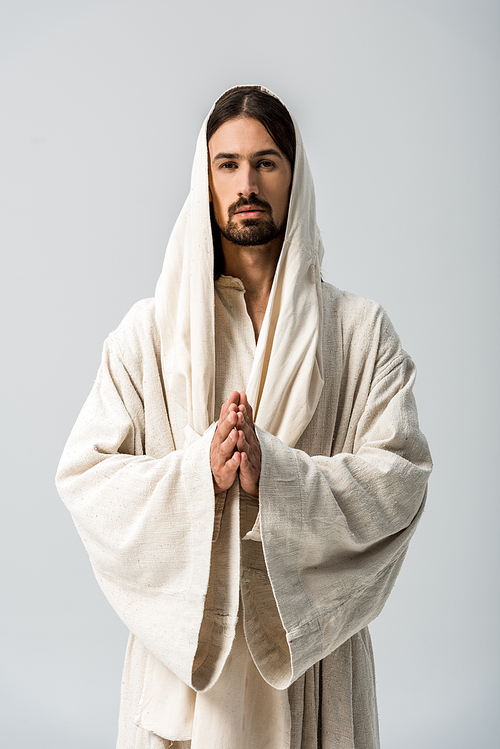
[
  {"left": 211, "top": 148, "right": 285, "bottom": 163},
  {"left": 207, "top": 118, "right": 285, "bottom": 161}
]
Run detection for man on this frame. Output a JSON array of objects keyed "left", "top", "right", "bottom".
[{"left": 57, "top": 86, "right": 432, "bottom": 748}]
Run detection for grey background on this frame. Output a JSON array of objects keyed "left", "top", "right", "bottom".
[{"left": 1, "top": 1, "right": 498, "bottom": 747}]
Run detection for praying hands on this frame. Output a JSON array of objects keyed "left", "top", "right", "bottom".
[{"left": 210, "top": 390, "right": 261, "bottom": 497}]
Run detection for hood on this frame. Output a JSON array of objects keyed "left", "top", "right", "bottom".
[{"left": 155, "top": 85, "right": 324, "bottom": 448}]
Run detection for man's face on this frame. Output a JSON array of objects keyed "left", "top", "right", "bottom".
[{"left": 208, "top": 116, "right": 292, "bottom": 247}]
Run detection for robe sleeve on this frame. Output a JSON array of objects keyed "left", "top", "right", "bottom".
[
  {"left": 240, "top": 341, "right": 432, "bottom": 689},
  {"left": 56, "top": 334, "right": 221, "bottom": 690}
]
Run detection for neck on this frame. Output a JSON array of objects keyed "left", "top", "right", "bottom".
[{"left": 221, "top": 232, "right": 284, "bottom": 339}]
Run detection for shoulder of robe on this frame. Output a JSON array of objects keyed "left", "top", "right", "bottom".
[
  {"left": 320, "top": 281, "right": 406, "bottom": 371},
  {"left": 105, "top": 297, "right": 161, "bottom": 365}
]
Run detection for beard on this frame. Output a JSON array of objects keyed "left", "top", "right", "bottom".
[{"left": 216, "top": 196, "right": 285, "bottom": 247}]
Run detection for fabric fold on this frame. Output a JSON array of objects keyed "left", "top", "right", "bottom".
[
  {"left": 56, "top": 307, "right": 225, "bottom": 690},
  {"left": 240, "top": 293, "right": 432, "bottom": 690}
]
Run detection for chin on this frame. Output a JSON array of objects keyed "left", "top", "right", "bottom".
[{"left": 222, "top": 218, "right": 281, "bottom": 248}]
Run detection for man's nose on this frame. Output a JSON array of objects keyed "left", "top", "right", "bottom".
[{"left": 237, "top": 165, "right": 259, "bottom": 197}]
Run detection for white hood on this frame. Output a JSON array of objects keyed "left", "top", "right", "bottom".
[{"left": 155, "top": 85, "right": 325, "bottom": 447}]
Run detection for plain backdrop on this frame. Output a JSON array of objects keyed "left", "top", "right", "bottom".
[{"left": 1, "top": 1, "right": 498, "bottom": 747}]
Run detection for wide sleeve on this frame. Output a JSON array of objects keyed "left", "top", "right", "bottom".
[
  {"left": 56, "top": 335, "right": 220, "bottom": 689},
  {"left": 240, "top": 348, "right": 432, "bottom": 690}
]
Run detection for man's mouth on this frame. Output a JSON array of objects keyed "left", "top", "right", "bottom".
[
  {"left": 234, "top": 206, "right": 265, "bottom": 218},
  {"left": 236, "top": 208, "right": 264, "bottom": 218}
]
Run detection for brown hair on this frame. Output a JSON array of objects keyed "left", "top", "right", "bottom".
[{"left": 206, "top": 86, "right": 296, "bottom": 170}]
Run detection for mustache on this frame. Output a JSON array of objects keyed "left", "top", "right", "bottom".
[{"left": 228, "top": 195, "right": 272, "bottom": 218}]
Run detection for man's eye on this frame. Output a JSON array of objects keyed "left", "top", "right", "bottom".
[
  {"left": 220, "top": 162, "right": 236, "bottom": 169},
  {"left": 258, "top": 160, "right": 275, "bottom": 169}
]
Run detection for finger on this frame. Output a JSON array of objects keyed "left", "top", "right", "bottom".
[
  {"left": 215, "top": 409, "right": 239, "bottom": 442},
  {"left": 213, "top": 449, "right": 240, "bottom": 493},
  {"left": 221, "top": 448, "right": 241, "bottom": 477},
  {"left": 236, "top": 433, "right": 261, "bottom": 476},
  {"left": 216, "top": 391, "right": 240, "bottom": 427},
  {"left": 238, "top": 392, "right": 254, "bottom": 423},
  {"left": 238, "top": 406, "right": 255, "bottom": 431},
  {"left": 226, "top": 391, "right": 240, "bottom": 410},
  {"left": 239, "top": 452, "right": 259, "bottom": 497},
  {"left": 212, "top": 431, "right": 241, "bottom": 467},
  {"left": 236, "top": 429, "right": 252, "bottom": 455},
  {"left": 219, "top": 426, "right": 239, "bottom": 458},
  {"left": 240, "top": 451, "right": 257, "bottom": 474},
  {"left": 221, "top": 446, "right": 241, "bottom": 469},
  {"left": 236, "top": 418, "right": 257, "bottom": 447},
  {"left": 222, "top": 408, "right": 243, "bottom": 430}
]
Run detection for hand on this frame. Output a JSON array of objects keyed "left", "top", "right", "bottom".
[
  {"left": 210, "top": 391, "right": 243, "bottom": 494},
  {"left": 210, "top": 391, "right": 261, "bottom": 497},
  {"left": 235, "top": 392, "right": 261, "bottom": 498}
]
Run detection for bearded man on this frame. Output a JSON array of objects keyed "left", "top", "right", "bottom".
[{"left": 57, "top": 86, "right": 432, "bottom": 749}]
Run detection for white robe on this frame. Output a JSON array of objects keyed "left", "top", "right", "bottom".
[{"left": 56, "top": 275, "right": 432, "bottom": 748}]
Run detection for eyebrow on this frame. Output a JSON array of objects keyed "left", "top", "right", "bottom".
[{"left": 212, "top": 149, "right": 284, "bottom": 163}]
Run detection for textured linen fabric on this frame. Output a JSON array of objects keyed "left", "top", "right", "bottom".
[{"left": 56, "top": 281, "right": 431, "bottom": 747}]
